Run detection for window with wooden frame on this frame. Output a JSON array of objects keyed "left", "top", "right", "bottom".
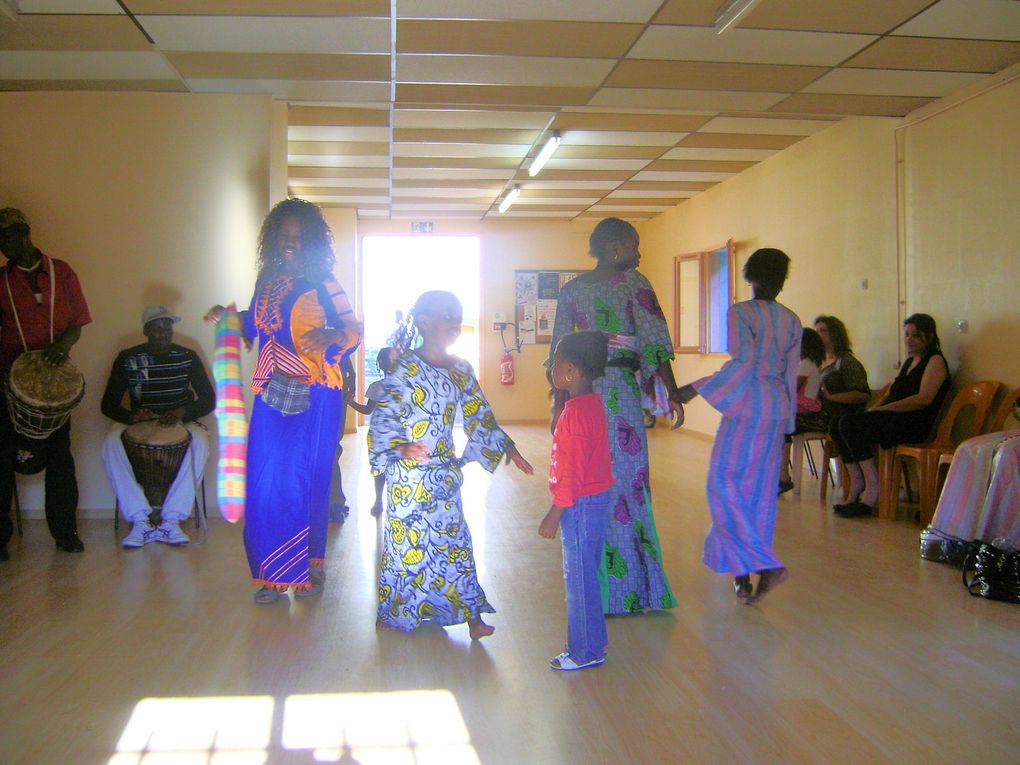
[{"left": 673, "top": 240, "right": 735, "bottom": 355}]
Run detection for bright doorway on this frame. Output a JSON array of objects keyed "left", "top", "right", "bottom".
[{"left": 360, "top": 235, "right": 481, "bottom": 396}]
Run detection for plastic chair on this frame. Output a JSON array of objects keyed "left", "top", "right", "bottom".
[
  {"left": 819, "top": 434, "right": 847, "bottom": 502},
  {"left": 884, "top": 381, "right": 1001, "bottom": 525},
  {"left": 936, "top": 385, "right": 1020, "bottom": 494}
]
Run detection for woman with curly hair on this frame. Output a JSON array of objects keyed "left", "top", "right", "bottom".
[{"left": 206, "top": 198, "right": 361, "bottom": 603}]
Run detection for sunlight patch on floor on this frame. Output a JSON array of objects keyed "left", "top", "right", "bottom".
[{"left": 109, "top": 690, "right": 479, "bottom": 764}]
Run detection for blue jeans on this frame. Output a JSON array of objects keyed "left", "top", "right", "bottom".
[{"left": 560, "top": 490, "right": 611, "bottom": 663}]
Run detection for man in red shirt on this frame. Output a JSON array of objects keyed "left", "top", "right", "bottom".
[{"left": 0, "top": 208, "right": 92, "bottom": 559}]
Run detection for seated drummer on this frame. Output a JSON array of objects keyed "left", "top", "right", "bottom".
[{"left": 100, "top": 305, "right": 215, "bottom": 548}]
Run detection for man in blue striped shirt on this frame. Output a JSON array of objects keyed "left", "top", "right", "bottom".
[{"left": 101, "top": 305, "right": 215, "bottom": 548}]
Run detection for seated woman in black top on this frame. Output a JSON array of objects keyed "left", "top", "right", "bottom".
[{"left": 830, "top": 313, "right": 951, "bottom": 517}]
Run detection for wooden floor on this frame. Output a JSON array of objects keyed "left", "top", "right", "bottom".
[{"left": 1, "top": 426, "right": 1018, "bottom": 765}]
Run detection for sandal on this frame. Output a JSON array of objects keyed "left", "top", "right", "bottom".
[
  {"left": 733, "top": 575, "right": 752, "bottom": 601},
  {"left": 254, "top": 586, "right": 284, "bottom": 605},
  {"left": 549, "top": 652, "right": 605, "bottom": 671},
  {"left": 295, "top": 566, "right": 325, "bottom": 599}
]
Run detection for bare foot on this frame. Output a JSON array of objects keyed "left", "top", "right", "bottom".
[
  {"left": 733, "top": 574, "right": 752, "bottom": 601},
  {"left": 468, "top": 618, "right": 495, "bottom": 640},
  {"left": 748, "top": 567, "right": 789, "bottom": 604}
]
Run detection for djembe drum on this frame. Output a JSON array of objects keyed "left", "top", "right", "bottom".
[
  {"left": 4, "top": 350, "right": 85, "bottom": 475},
  {"left": 121, "top": 420, "right": 193, "bottom": 511}
]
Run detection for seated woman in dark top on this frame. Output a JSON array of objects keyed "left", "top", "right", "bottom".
[{"left": 830, "top": 313, "right": 951, "bottom": 517}]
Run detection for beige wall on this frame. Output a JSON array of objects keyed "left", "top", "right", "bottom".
[
  {"left": 903, "top": 75, "right": 1020, "bottom": 388},
  {"left": 354, "top": 218, "right": 600, "bottom": 424},
  {"left": 643, "top": 117, "right": 902, "bottom": 435},
  {"left": 0, "top": 92, "right": 277, "bottom": 513}
]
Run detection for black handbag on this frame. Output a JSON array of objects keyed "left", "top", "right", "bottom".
[{"left": 962, "top": 543, "right": 1020, "bottom": 604}]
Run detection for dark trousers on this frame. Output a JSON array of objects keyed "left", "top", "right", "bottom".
[
  {"left": 0, "top": 406, "right": 79, "bottom": 546},
  {"left": 830, "top": 410, "right": 931, "bottom": 464}
]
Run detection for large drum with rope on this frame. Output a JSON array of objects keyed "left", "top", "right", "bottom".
[{"left": 120, "top": 420, "right": 193, "bottom": 511}]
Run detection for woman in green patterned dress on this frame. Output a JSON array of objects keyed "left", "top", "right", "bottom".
[
  {"left": 549, "top": 218, "right": 685, "bottom": 614},
  {"left": 369, "top": 291, "right": 533, "bottom": 639}
]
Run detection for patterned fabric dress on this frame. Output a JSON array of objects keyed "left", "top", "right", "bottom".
[
  {"left": 242, "top": 274, "right": 359, "bottom": 591},
  {"left": 926, "top": 430, "right": 1020, "bottom": 550},
  {"left": 368, "top": 353, "right": 510, "bottom": 631},
  {"left": 694, "top": 300, "right": 801, "bottom": 575},
  {"left": 550, "top": 270, "right": 677, "bottom": 614}
]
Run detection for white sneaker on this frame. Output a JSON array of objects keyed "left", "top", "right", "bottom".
[
  {"left": 156, "top": 520, "right": 190, "bottom": 546},
  {"left": 123, "top": 521, "right": 156, "bottom": 549}
]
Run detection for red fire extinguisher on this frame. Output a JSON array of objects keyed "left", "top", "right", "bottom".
[{"left": 500, "top": 351, "right": 515, "bottom": 385}]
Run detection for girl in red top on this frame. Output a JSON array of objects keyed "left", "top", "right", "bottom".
[{"left": 540, "top": 330, "right": 615, "bottom": 671}]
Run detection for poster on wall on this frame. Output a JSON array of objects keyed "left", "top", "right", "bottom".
[{"left": 514, "top": 269, "right": 581, "bottom": 344}]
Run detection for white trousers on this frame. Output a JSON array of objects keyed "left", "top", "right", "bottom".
[{"left": 102, "top": 422, "right": 209, "bottom": 522}]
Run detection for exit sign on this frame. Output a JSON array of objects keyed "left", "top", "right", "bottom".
[{"left": 411, "top": 221, "right": 434, "bottom": 233}]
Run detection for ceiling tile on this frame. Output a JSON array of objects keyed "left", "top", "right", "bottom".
[
  {"left": 588, "top": 203, "right": 674, "bottom": 212},
  {"left": 394, "top": 128, "right": 541, "bottom": 144},
  {"left": 125, "top": 1, "right": 390, "bottom": 15},
  {"left": 396, "top": 0, "right": 665, "bottom": 23},
  {"left": 676, "top": 132, "right": 806, "bottom": 149},
  {"left": 490, "top": 210, "right": 581, "bottom": 218},
  {"left": 697, "top": 116, "right": 838, "bottom": 135},
  {"left": 660, "top": 147, "right": 779, "bottom": 161},
  {"left": 0, "top": 15, "right": 149, "bottom": 50},
  {"left": 644, "top": 159, "right": 757, "bottom": 172},
  {"left": 630, "top": 171, "right": 736, "bottom": 182},
  {"left": 845, "top": 36, "right": 1020, "bottom": 72},
  {"left": 894, "top": 0, "right": 1020, "bottom": 42},
  {"left": 165, "top": 52, "right": 390, "bottom": 81},
  {"left": 397, "top": 20, "right": 643, "bottom": 58},
  {"left": 543, "top": 158, "right": 652, "bottom": 171},
  {"left": 652, "top": 0, "right": 724, "bottom": 26},
  {"left": 290, "top": 177, "right": 390, "bottom": 188},
  {"left": 742, "top": 0, "right": 935, "bottom": 34},
  {"left": 553, "top": 145, "right": 667, "bottom": 160},
  {"left": 396, "top": 55, "right": 615, "bottom": 87},
  {"left": 394, "top": 108, "right": 554, "bottom": 129},
  {"left": 512, "top": 170, "right": 632, "bottom": 182},
  {"left": 288, "top": 154, "right": 390, "bottom": 168},
  {"left": 517, "top": 179, "right": 623, "bottom": 190},
  {"left": 560, "top": 130, "right": 688, "bottom": 146},
  {"left": 288, "top": 167, "right": 389, "bottom": 179},
  {"left": 288, "top": 126, "right": 390, "bottom": 142},
  {"left": 393, "top": 168, "right": 516, "bottom": 180},
  {"left": 289, "top": 193, "right": 390, "bottom": 205},
  {"left": 0, "top": 51, "right": 179, "bottom": 80},
  {"left": 552, "top": 111, "right": 712, "bottom": 132},
  {"left": 393, "top": 186, "right": 503, "bottom": 197},
  {"left": 770, "top": 92, "right": 936, "bottom": 116},
  {"left": 394, "top": 156, "right": 521, "bottom": 169},
  {"left": 607, "top": 189, "right": 695, "bottom": 199},
  {"left": 590, "top": 88, "right": 789, "bottom": 111},
  {"left": 394, "top": 142, "right": 530, "bottom": 158},
  {"left": 617, "top": 180, "right": 717, "bottom": 191},
  {"left": 804, "top": 68, "right": 986, "bottom": 97},
  {"left": 138, "top": 16, "right": 390, "bottom": 54},
  {"left": 630, "top": 25, "right": 876, "bottom": 66},
  {"left": 606, "top": 60, "right": 829, "bottom": 92},
  {"left": 396, "top": 83, "right": 596, "bottom": 106},
  {"left": 186, "top": 80, "right": 391, "bottom": 101},
  {"left": 290, "top": 106, "right": 390, "bottom": 126},
  {"left": 393, "top": 179, "right": 505, "bottom": 190},
  {"left": 287, "top": 141, "right": 390, "bottom": 155},
  {"left": 0, "top": 78, "right": 186, "bottom": 91},
  {"left": 20, "top": 0, "right": 123, "bottom": 12}
]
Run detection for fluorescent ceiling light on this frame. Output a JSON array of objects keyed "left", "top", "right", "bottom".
[
  {"left": 528, "top": 132, "right": 561, "bottom": 177},
  {"left": 498, "top": 185, "right": 521, "bottom": 214},
  {"left": 714, "top": 0, "right": 765, "bottom": 35}
]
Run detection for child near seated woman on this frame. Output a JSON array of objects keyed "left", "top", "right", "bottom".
[
  {"left": 540, "top": 330, "right": 615, "bottom": 671},
  {"left": 779, "top": 327, "right": 827, "bottom": 494},
  {"left": 345, "top": 346, "right": 397, "bottom": 515},
  {"left": 368, "top": 290, "right": 533, "bottom": 639}
]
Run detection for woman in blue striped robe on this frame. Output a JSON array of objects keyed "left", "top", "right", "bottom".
[{"left": 677, "top": 248, "right": 800, "bottom": 603}]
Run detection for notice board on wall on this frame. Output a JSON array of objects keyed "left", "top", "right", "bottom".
[{"left": 514, "top": 269, "right": 582, "bottom": 344}]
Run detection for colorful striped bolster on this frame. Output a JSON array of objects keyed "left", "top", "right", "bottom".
[{"left": 213, "top": 304, "right": 248, "bottom": 523}]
